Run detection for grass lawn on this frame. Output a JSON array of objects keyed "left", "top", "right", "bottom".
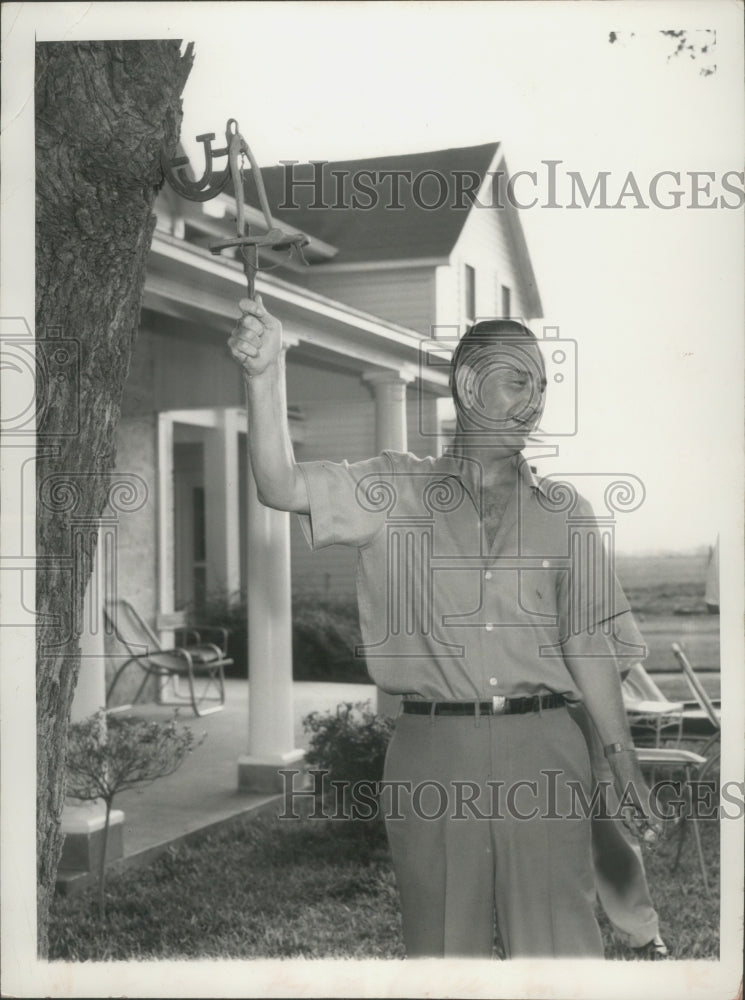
[{"left": 49, "top": 802, "right": 719, "bottom": 962}]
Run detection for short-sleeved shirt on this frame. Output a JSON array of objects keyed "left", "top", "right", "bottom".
[{"left": 297, "top": 450, "right": 644, "bottom": 702}]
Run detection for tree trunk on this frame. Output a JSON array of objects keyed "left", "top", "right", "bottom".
[{"left": 35, "top": 40, "right": 193, "bottom": 956}]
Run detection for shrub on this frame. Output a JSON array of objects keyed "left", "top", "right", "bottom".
[
  {"left": 292, "top": 591, "right": 369, "bottom": 683},
  {"left": 302, "top": 701, "right": 394, "bottom": 837},
  {"left": 303, "top": 700, "right": 394, "bottom": 788},
  {"left": 188, "top": 588, "right": 371, "bottom": 683},
  {"left": 190, "top": 588, "right": 247, "bottom": 675}
]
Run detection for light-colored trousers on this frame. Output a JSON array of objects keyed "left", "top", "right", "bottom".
[{"left": 381, "top": 705, "right": 605, "bottom": 958}]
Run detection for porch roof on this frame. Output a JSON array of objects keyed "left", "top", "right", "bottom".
[{"left": 144, "top": 232, "right": 452, "bottom": 394}]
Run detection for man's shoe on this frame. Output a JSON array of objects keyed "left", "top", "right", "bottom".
[{"left": 633, "top": 934, "right": 669, "bottom": 960}]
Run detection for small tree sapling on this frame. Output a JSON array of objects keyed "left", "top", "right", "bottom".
[{"left": 65, "top": 711, "right": 204, "bottom": 920}]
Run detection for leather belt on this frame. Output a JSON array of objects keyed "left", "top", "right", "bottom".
[{"left": 401, "top": 693, "right": 566, "bottom": 717}]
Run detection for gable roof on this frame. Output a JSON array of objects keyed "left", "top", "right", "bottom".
[
  {"left": 235, "top": 142, "right": 500, "bottom": 264},
  {"left": 227, "top": 140, "right": 542, "bottom": 318}
]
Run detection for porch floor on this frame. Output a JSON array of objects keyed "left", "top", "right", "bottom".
[{"left": 56, "top": 678, "right": 377, "bottom": 893}]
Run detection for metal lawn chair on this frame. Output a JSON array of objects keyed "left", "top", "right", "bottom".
[
  {"left": 623, "top": 657, "right": 719, "bottom": 894},
  {"left": 104, "top": 598, "right": 231, "bottom": 717},
  {"left": 670, "top": 641, "right": 721, "bottom": 777},
  {"left": 622, "top": 661, "right": 685, "bottom": 747},
  {"left": 634, "top": 744, "right": 713, "bottom": 895},
  {"left": 623, "top": 659, "right": 720, "bottom": 747}
]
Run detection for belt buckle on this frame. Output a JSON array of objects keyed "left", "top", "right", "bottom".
[{"left": 491, "top": 695, "right": 507, "bottom": 715}]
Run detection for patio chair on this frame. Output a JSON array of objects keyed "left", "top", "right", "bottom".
[
  {"left": 623, "top": 659, "right": 720, "bottom": 747},
  {"left": 671, "top": 642, "right": 721, "bottom": 731},
  {"left": 670, "top": 641, "right": 721, "bottom": 778},
  {"left": 104, "top": 598, "right": 231, "bottom": 717},
  {"left": 622, "top": 661, "right": 685, "bottom": 747},
  {"left": 634, "top": 744, "right": 713, "bottom": 896}
]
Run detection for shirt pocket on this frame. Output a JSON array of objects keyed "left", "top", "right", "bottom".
[{"left": 516, "top": 566, "right": 560, "bottom": 624}]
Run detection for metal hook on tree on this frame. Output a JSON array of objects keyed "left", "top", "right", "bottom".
[{"left": 161, "top": 118, "right": 310, "bottom": 298}]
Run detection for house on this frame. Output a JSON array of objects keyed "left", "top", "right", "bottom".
[{"left": 63, "top": 141, "right": 544, "bottom": 868}]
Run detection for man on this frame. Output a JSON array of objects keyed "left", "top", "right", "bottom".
[{"left": 229, "top": 300, "right": 663, "bottom": 959}]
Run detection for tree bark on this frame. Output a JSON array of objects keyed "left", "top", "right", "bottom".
[{"left": 35, "top": 40, "right": 193, "bottom": 955}]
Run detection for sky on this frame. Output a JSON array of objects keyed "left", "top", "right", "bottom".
[{"left": 4, "top": 1, "right": 744, "bottom": 555}]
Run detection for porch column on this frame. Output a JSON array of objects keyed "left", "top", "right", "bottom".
[
  {"left": 156, "top": 413, "right": 176, "bottom": 648},
  {"left": 238, "top": 344, "right": 304, "bottom": 793},
  {"left": 362, "top": 370, "right": 415, "bottom": 718},
  {"left": 363, "top": 369, "right": 415, "bottom": 456},
  {"left": 59, "top": 524, "right": 124, "bottom": 874},
  {"left": 204, "top": 407, "right": 242, "bottom": 597}
]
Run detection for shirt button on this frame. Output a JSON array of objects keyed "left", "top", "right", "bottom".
[
  {"left": 485, "top": 623, "right": 493, "bottom": 632},
  {"left": 489, "top": 677, "right": 499, "bottom": 686},
  {"left": 542, "top": 560, "right": 550, "bottom": 568},
  {"left": 484, "top": 571, "right": 493, "bottom": 580}
]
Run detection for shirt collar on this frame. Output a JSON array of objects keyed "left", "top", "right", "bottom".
[{"left": 436, "top": 449, "right": 549, "bottom": 503}]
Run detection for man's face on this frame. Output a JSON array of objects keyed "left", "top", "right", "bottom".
[{"left": 455, "top": 342, "right": 545, "bottom": 447}]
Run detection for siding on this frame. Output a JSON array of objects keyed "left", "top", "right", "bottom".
[
  {"left": 290, "top": 395, "right": 377, "bottom": 597},
  {"left": 286, "top": 359, "right": 368, "bottom": 404},
  {"left": 435, "top": 202, "right": 529, "bottom": 330},
  {"left": 299, "top": 266, "right": 436, "bottom": 335},
  {"left": 151, "top": 333, "right": 244, "bottom": 411},
  {"left": 123, "top": 317, "right": 244, "bottom": 416}
]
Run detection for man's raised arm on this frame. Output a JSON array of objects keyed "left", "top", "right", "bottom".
[{"left": 228, "top": 296, "right": 309, "bottom": 513}]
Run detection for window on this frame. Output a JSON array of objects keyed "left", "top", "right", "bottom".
[
  {"left": 464, "top": 264, "right": 476, "bottom": 322},
  {"left": 501, "top": 284, "right": 511, "bottom": 318}
]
